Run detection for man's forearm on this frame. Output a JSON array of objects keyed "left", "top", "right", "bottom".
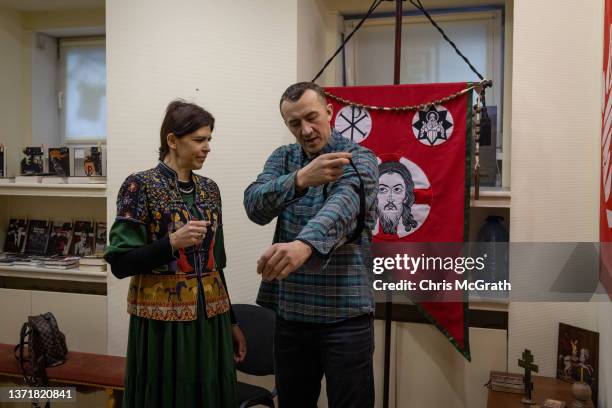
[
  {"left": 297, "top": 182, "right": 360, "bottom": 257},
  {"left": 244, "top": 171, "right": 307, "bottom": 225}
]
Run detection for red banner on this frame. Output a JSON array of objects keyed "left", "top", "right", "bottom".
[
  {"left": 327, "top": 82, "right": 472, "bottom": 359},
  {"left": 601, "top": 0, "right": 612, "bottom": 299}
]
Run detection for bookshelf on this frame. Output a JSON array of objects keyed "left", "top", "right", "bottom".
[
  {"left": 0, "top": 264, "right": 106, "bottom": 283},
  {"left": 0, "top": 183, "right": 106, "bottom": 197},
  {"left": 0, "top": 182, "right": 108, "bottom": 284},
  {"left": 470, "top": 187, "right": 511, "bottom": 208}
]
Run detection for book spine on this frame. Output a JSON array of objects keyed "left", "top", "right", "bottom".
[{"left": 69, "top": 147, "right": 74, "bottom": 176}]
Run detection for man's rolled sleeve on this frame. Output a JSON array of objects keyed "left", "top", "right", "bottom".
[
  {"left": 244, "top": 146, "right": 307, "bottom": 226},
  {"left": 297, "top": 150, "right": 378, "bottom": 257}
]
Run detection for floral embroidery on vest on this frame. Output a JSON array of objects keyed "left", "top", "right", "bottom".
[{"left": 117, "top": 162, "right": 227, "bottom": 321}]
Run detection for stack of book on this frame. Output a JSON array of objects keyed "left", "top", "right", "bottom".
[
  {"left": 0, "top": 253, "right": 30, "bottom": 265},
  {"left": 1, "top": 217, "right": 108, "bottom": 273},
  {"left": 488, "top": 371, "right": 524, "bottom": 393},
  {"left": 79, "top": 255, "right": 106, "bottom": 272},
  {"left": 12, "top": 255, "right": 46, "bottom": 268},
  {"left": 43, "top": 256, "right": 80, "bottom": 270}
]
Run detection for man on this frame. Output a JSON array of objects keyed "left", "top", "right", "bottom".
[
  {"left": 377, "top": 161, "right": 418, "bottom": 236},
  {"left": 244, "top": 82, "right": 378, "bottom": 408},
  {"left": 75, "top": 233, "right": 91, "bottom": 256}
]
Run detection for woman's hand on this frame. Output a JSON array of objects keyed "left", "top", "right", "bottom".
[
  {"left": 232, "top": 325, "right": 247, "bottom": 363},
  {"left": 169, "top": 220, "right": 210, "bottom": 249}
]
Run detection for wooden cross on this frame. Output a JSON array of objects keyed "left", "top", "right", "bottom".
[{"left": 518, "top": 349, "right": 539, "bottom": 403}]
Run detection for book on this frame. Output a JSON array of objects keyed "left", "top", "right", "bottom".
[
  {"left": 43, "top": 255, "right": 80, "bottom": 265},
  {"left": 43, "top": 263, "right": 79, "bottom": 270},
  {"left": 66, "top": 176, "right": 106, "bottom": 184},
  {"left": 41, "top": 176, "right": 68, "bottom": 184},
  {"left": 0, "top": 256, "right": 20, "bottom": 265},
  {"left": 69, "top": 220, "right": 95, "bottom": 256},
  {"left": 488, "top": 371, "right": 524, "bottom": 394},
  {"left": 4, "top": 218, "right": 29, "bottom": 253},
  {"left": 0, "top": 253, "right": 29, "bottom": 264},
  {"left": 46, "top": 220, "right": 73, "bottom": 256},
  {"left": 80, "top": 254, "right": 106, "bottom": 266},
  {"left": 24, "top": 219, "right": 51, "bottom": 255},
  {"left": 48, "top": 147, "right": 70, "bottom": 176},
  {"left": 73, "top": 146, "right": 106, "bottom": 177},
  {"left": 15, "top": 175, "right": 43, "bottom": 183},
  {"left": 13, "top": 255, "right": 46, "bottom": 267},
  {"left": 20, "top": 146, "right": 44, "bottom": 175},
  {"left": 78, "top": 264, "right": 106, "bottom": 272},
  {"left": 490, "top": 384, "right": 524, "bottom": 393},
  {"left": 95, "top": 221, "right": 106, "bottom": 254},
  {"left": 0, "top": 143, "right": 6, "bottom": 178}
]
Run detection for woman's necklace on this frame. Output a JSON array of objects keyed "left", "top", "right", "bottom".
[{"left": 177, "top": 179, "right": 194, "bottom": 194}]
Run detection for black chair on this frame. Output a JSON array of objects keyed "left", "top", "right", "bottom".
[{"left": 234, "top": 304, "right": 276, "bottom": 408}]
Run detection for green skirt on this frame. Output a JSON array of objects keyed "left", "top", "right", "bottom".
[{"left": 122, "top": 292, "right": 238, "bottom": 408}]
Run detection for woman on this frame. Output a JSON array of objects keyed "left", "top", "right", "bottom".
[{"left": 105, "top": 100, "right": 246, "bottom": 408}]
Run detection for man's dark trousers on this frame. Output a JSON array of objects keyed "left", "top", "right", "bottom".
[{"left": 274, "top": 313, "right": 375, "bottom": 408}]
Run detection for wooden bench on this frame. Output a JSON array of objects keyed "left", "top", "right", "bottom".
[{"left": 0, "top": 343, "right": 125, "bottom": 408}]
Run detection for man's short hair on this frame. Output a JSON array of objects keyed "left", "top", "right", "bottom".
[{"left": 279, "top": 82, "right": 327, "bottom": 110}]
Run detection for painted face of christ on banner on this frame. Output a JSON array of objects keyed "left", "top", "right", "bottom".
[{"left": 377, "top": 161, "right": 418, "bottom": 235}]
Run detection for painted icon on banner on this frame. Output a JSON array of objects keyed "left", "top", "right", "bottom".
[
  {"left": 374, "top": 156, "right": 431, "bottom": 238},
  {"left": 412, "top": 104, "right": 454, "bottom": 146},
  {"left": 334, "top": 106, "right": 372, "bottom": 143}
]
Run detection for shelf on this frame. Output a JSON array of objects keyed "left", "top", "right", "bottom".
[
  {"left": 469, "top": 299, "right": 509, "bottom": 312},
  {"left": 0, "top": 265, "right": 107, "bottom": 283},
  {"left": 0, "top": 183, "right": 106, "bottom": 197},
  {"left": 470, "top": 187, "right": 511, "bottom": 208}
]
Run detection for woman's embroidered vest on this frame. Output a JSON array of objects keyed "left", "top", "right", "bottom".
[{"left": 115, "top": 162, "right": 228, "bottom": 321}]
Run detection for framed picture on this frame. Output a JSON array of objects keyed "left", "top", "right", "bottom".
[{"left": 556, "top": 322, "right": 599, "bottom": 406}]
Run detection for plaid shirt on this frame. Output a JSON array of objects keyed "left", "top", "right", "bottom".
[{"left": 244, "top": 131, "right": 378, "bottom": 323}]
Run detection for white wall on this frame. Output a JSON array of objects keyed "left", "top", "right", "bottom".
[
  {"left": 509, "top": 1, "right": 605, "bottom": 406},
  {"left": 31, "top": 33, "right": 59, "bottom": 147},
  {"left": 297, "top": 0, "right": 342, "bottom": 87},
  {"left": 297, "top": 0, "right": 326, "bottom": 82},
  {"left": 0, "top": 7, "right": 24, "bottom": 177},
  {"left": 106, "top": 0, "right": 298, "bottom": 356}
]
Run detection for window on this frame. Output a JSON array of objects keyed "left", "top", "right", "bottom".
[{"left": 59, "top": 38, "right": 107, "bottom": 143}]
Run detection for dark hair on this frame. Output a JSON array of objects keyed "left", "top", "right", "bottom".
[
  {"left": 279, "top": 82, "right": 327, "bottom": 110},
  {"left": 159, "top": 99, "right": 215, "bottom": 160},
  {"left": 379, "top": 161, "right": 418, "bottom": 232}
]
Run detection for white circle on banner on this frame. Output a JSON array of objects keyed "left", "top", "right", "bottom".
[
  {"left": 374, "top": 156, "right": 431, "bottom": 238},
  {"left": 334, "top": 106, "right": 372, "bottom": 143},
  {"left": 411, "top": 105, "right": 454, "bottom": 146}
]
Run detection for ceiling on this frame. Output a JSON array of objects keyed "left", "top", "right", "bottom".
[{"left": 0, "top": 0, "right": 103, "bottom": 12}]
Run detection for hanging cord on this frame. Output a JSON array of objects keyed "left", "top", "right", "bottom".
[
  {"left": 312, "top": 0, "right": 488, "bottom": 84},
  {"left": 323, "top": 80, "right": 487, "bottom": 111},
  {"left": 409, "top": 0, "right": 484, "bottom": 80},
  {"left": 311, "top": 0, "right": 385, "bottom": 82}
]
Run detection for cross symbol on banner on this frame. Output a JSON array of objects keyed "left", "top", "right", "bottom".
[{"left": 334, "top": 106, "right": 372, "bottom": 143}]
